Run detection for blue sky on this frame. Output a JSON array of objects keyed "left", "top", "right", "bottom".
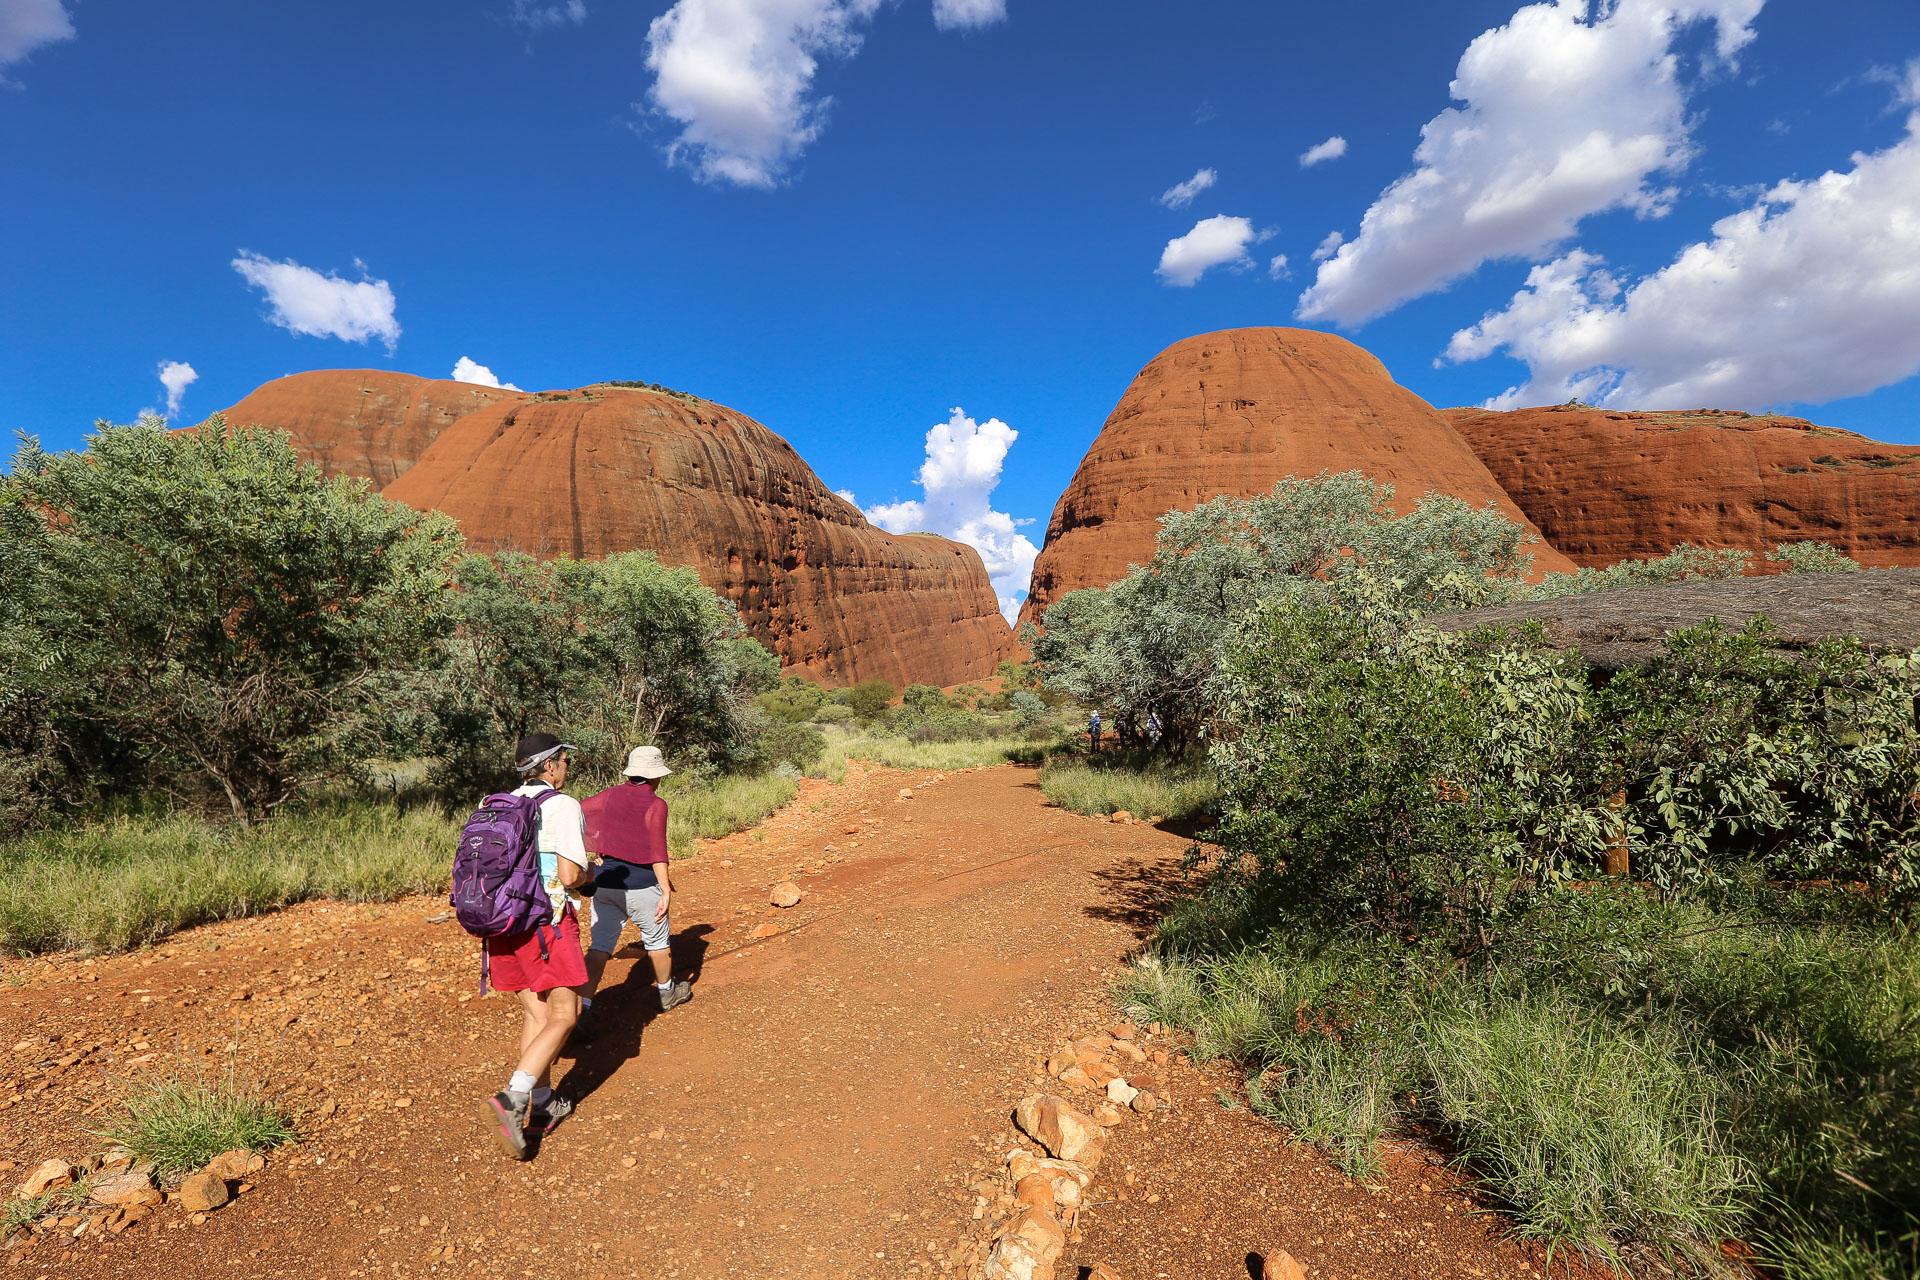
[{"left": 4, "top": 0, "right": 1919, "bottom": 617}]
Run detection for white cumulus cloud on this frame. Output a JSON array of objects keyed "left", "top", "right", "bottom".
[
  {"left": 931, "top": 0, "right": 1005, "bottom": 30},
  {"left": 156, "top": 361, "right": 198, "bottom": 418},
  {"left": 1311, "top": 230, "right": 1344, "bottom": 262},
  {"left": 0, "top": 0, "right": 73, "bottom": 71},
  {"left": 1268, "top": 254, "right": 1291, "bottom": 280},
  {"left": 644, "top": 0, "right": 884, "bottom": 187},
  {"left": 510, "top": 0, "right": 587, "bottom": 28},
  {"left": 451, "top": 357, "right": 523, "bottom": 391},
  {"left": 1157, "top": 215, "right": 1264, "bottom": 287},
  {"left": 1297, "top": 0, "right": 1763, "bottom": 327},
  {"left": 851, "top": 408, "right": 1036, "bottom": 624},
  {"left": 1158, "top": 167, "right": 1217, "bottom": 210},
  {"left": 232, "top": 252, "right": 401, "bottom": 351},
  {"left": 1299, "top": 135, "right": 1347, "bottom": 167},
  {"left": 643, "top": 0, "right": 1004, "bottom": 186},
  {"left": 1444, "top": 112, "right": 1920, "bottom": 410}
]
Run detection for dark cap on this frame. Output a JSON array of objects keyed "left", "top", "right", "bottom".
[{"left": 514, "top": 731, "right": 578, "bottom": 774}]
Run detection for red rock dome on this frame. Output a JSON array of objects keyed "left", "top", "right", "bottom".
[
  {"left": 222, "top": 370, "right": 525, "bottom": 490},
  {"left": 378, "top": 385, "right": 1014, "bottom": 687},
  {"left": 1019, "top": 327, "right": 1573, "bottom": 626},
  {"left": 1446, "top": 406, "right": 1920, "bottom": 569}
]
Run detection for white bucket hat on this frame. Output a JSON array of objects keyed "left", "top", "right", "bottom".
[{"left": 622, "top": 745, "right": 673, "bottom": 779}]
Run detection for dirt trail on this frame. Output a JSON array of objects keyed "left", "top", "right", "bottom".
[{"left": 4, "top": 764, "right": 1596, "bottom": 1280}]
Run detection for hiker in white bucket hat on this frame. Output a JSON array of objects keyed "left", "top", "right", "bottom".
[{"left": 576, "top": 745, "right": 691, "bottom": 1024}]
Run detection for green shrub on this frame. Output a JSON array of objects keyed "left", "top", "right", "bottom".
[
  {"left": 1531, "top": 542, "right": 1754, "bottom": 599},
  {"left": 756, "top": 675, "right": 827, "bottom": 724},
  {"left": 759, "top": 722, "right": 827, "bottom": 772},
  {"left": 1007, "top": 690, "right": 1048, "bottom": 727},
  {"left": 810, "top": 704, "right": 855, "bottom": 726},
  {"left": 847, "top": 679, "right": 896, "bottom": 720},
  {"left": 95, "top": 1069, "right": 297, "bottom": 1173},
  {"left": 901, "top": 683, "right": 949, "bottom": 713},
  {"left": 1029, "top": 473, "right": 1538, "bottom": 756},
  {"left": 1767, "top": 542, "right": 1863, "bottom": 573},
  {"left": 1, "top": 420, "right": 462, "bottom": 824}
]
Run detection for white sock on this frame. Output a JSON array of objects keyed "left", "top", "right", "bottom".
[
  {"left": 507, "top": 1070, "right": 537, "bottom": 1099},
  {"left": 657, "top": 979, "right": 673, "bottom": 991},
  {"left": 530, "top": 1086, "right": 553, "bottom": 1107},
  {"left": 580, "top": 996, "right": 593, "bottom": 1011}
]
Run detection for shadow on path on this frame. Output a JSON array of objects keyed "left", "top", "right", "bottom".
[
  {"left": 551, "top": 924, "right": 712, "bottom": 1109},
  {"left": 1083, "top": 857, "right": 1189, "bottom": 937}
]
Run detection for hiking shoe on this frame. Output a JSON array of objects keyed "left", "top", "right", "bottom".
[
  {"left": 527, "top": 1095, "right": 574, "bottom": 1137},
  {"left": 658, "top": 979, "right": 692, "bottom": 1012},
  {"left": 481, "top": 1091, "right": 530, "bottom": 1160}
]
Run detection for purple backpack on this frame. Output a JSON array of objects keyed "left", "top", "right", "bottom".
[{"left": 450, "top": 790, "right": 556, "bottom": 941}]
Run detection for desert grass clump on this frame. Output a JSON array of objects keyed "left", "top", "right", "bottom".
[
  {"left": 661, "top": 771, "right": 800, "bottom": 855},
  {"left": 1037, "top": 756, "right": 1218, "bottom": 821},
  {"left": 1419, "top": 996, "right": 1751, "bottom": 1268},
  {"left": 95, "top": 1069, "right": 297, "bottom": 1174},
  {"left": 0, "top": 800, "right": 455, "bottom": 954}
]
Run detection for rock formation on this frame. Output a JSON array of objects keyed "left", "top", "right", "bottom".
[
  {"left": 1446, "top": 406, "right": 1920, "bottom": 569},
  {"left": 1019, "top": 328, "right": 1573, "bottom": 626},
  {"left": 1431, "top": 569, "right": 1920, "bottom": 673},
  {"left": 376, "top": 385, "right": 1013, "bottom": 687},
  {"left": 223, "top": 370, "right": 526, "bottom": 489}
]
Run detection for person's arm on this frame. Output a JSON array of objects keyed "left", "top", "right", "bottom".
[{"left": 649, "top": 797, "right": 672, "bottom": 922}]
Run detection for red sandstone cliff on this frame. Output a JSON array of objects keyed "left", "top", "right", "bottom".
[
  {"left": 1446, "top": 406, "right": 1920, "bottom": 569},
  {"left": 377, "top": 385, "right": 1014, "bottom": 687},
  {"left": 1019, "top": 328, "right": 1574, "bottom": 627},
  {"left": 223, "top": 370, "right": 526, "bottom": 489}
]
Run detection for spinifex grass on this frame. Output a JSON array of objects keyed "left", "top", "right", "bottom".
[
  {"left": 94, "top": 1068, "right": 297, "bottom": 1174},
  {"left": 0, "top": 800, "right": 455, "bottom": 954},
  {"left": 822, "top": 731, "right": 1059, "bottom": 773},
  {"left": 660, "top": 770, "right": 800, "bottom": 855},
  {"left": 1037, "top": 756, "right": 1219, "bottom": 821},
  {"left": 1121, "top": 902, "right": 1920, "bottom": 1275}
]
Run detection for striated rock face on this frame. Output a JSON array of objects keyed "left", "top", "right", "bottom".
[
  {"left": 223, "top": 370, "right": 527, "bottom": 490},
  {"left": 1020, "top": 328, "right": 1573, "bottom": 626},
  {"left": 1447, "top": 406, "right": 1920, "bottom": 569},
  {"left": 379, "top": 385, "right": 1014, "bottom": 687}
]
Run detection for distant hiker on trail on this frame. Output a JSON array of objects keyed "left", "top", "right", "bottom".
[
  {"left": 1088, "top": 709, "right": 1102, "bottom": 753},
  {"left": 579, "top": 746, "right": 692, "bottom": 1021},
  {"left": 473, "top": 732, "right": 591, "bottom": 1160}
]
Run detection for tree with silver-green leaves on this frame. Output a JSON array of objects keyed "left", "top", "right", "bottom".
[
  {"left": 433, "top": 550, "right": 776, "bottom": 788},
  {"left": 1026, "top": 472, "right": 1539, "bottom": 754}
]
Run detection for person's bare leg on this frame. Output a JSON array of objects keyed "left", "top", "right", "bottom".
[
  {"left": 646, "top": 947, "right": 671, "bottom": 984},
  {"left": 583, "top": 949, "right": 612, "bottom": 998},
  {"left": 514, "top": 987, "right": 578, "bottom": 1085}
]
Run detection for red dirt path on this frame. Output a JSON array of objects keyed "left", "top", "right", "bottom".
[{"left": 3, "top": 763, "right": 1603, "bottom": 1280}]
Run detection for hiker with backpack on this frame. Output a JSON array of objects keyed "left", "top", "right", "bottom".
[
  {"left": 579, "top": 745, "right": 693, "bottom": 1022},
  {"left": 450, "top": 731, "right": 593, "bottom": 1160}
]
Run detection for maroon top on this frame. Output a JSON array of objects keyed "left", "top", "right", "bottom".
[{"left": 581, "top": 784, "right": 669, "bottom": 865}]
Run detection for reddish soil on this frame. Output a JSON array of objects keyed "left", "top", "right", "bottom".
[{"left": 4, "top": 765, "right": 1606, "bottom": 1280}]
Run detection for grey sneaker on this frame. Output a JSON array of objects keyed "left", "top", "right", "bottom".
[
  {"left": 527, "top": 1095, "right": 574, "bottom": 1137},
  {"left": 658, "top": 979, "right": 692, "bottom": 1012},
  {"left": 482, "top": 1091, "right": 530, "bottom": 1160}
]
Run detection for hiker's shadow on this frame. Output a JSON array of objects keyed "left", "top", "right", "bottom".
[{"left": 551, "top": 924, "right": 713, "bottom": 1108}]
